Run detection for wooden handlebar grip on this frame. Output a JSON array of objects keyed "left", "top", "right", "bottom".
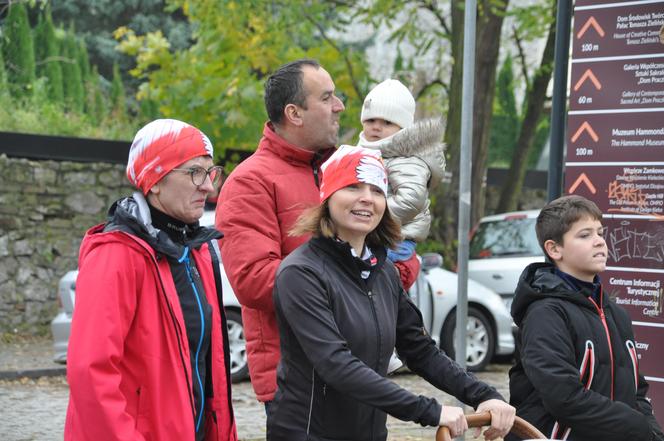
[{"left": 435, "top": 412, "right": 547, "bottom": 441}]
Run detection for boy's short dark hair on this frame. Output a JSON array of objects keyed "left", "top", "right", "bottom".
[
  {"left": 536, "top": 195, "right": 603, "bottom": 258},
  {"left": 264, "top": 58, "right": 320, "bottom": 125}
]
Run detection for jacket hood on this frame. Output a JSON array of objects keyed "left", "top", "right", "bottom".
[
  {"left": 511, "top": 262, "right": 599, "bottom": 326},
  {"left": 358, "top": 118, "right": 446, "bottom": 188},
  {"left": 81, "top": 192, "right": 221, "bottom": 263}
]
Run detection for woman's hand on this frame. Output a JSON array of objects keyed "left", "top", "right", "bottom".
[
  {"left": 473, "top": 399, "right": 516, "bottom": 440},
  {"left": 439, "top": 405, "right": 468, "bottom": 438}
]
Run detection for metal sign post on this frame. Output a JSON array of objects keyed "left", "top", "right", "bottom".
[{"left": 456, "top": 0, "right": 477, "bottom": 375}]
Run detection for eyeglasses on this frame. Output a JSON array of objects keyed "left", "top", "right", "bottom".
[{"left": 171, "top": 165, "right": 223, "bottom": 187}]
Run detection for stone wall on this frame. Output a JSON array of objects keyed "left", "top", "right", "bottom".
[{"left": 0, "top": 154, "right": 133, "bottom": 334}]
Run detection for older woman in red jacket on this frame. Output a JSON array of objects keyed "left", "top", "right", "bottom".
[{"left": 65, "top": 119, "right": 236, "bottom": 441}]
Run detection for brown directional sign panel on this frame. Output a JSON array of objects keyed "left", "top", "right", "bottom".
[
  {"left": 570, "top": 59, "right": 664, "bottom": 110},
  {"left": 566, "top": 165, "right": 664, "bottom": 217},
  {"left": 568, "top": 113, "right": 664, "bottom": 162},
  {"left": 566, "top": 0, "right": 664, "bottom": 424},
  {"left": 572, "top": 3, "right": 664, "bottom": 57}
]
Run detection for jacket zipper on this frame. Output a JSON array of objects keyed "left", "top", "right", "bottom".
[
  {"left": 123, "top": 234, "right": 198, "bottom": 429},
  {"left": 589, "top": 294, "right": 615, "bottom": 400},
  {"left": 311, "top": 152, "right": 322, "bottom": 188},
  {"left": 367, "top": 289, "right": 380, "bottom": 440},
  {"left": 625, "top": 340, "right": 639, "bottom": 392},
  {"left": 307, "top": 368, "right": 315, "bottom": 435},
  {"left": 179, "top": 246, "right": 207, "bottom": 433}
]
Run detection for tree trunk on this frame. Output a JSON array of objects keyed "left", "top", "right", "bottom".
[
  {"left": 496, "top": 10, "right": 556, "bottom": 213},
  {"left": 470, "top": 0, "right": 510, "bottom": 226},
  {"left": 430, "top": 0, "right": 465, "bottom": 262},
  {"left": 432, "top": 0, "right": 509, "bottom": 263}
]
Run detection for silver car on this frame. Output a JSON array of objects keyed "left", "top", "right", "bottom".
[{"left": 469, "top": 210, "right": 545, "bottom": 312}]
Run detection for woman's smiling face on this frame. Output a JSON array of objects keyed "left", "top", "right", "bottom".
[{"left": 328, "top": 182, "right": 386, "bottom": 250}]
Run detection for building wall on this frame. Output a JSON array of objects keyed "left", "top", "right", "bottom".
[{"left": 0, "top": 154, "right": 133, "bottom": 334}]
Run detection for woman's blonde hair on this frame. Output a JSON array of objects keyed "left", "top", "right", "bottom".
[{"left": 289, "top": 200, "right": 401, "bottom": 249}]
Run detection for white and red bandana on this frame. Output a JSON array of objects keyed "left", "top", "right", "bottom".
[
  {"left": 319, "top": 146, "right": 388, "bottom": 202},
  {"left": 126, "top": 119, "right": 214, "bottom": 194}
]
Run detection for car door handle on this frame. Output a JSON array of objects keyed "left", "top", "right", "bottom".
[{"left": 492, "top": 274, "right": 503, "bottom": 280}]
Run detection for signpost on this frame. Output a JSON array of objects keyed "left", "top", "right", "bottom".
[{"left": 567, "top": 0, "right": 664, "bottom": 425}]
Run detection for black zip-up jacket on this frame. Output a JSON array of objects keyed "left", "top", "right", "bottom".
[
  {"left": 508, "top": 262, "right": 664, "bottom": 441},
  {"left": 268, "top": 236, "right": 502, "bottom": 441}
]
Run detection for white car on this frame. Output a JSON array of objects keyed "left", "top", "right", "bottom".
[
  {"left": 52, "top": 213, "right": 514, "bottom": 379},
  {"left": 410, "top": 255, "right": 515, "bottom": 371},
  {"left": 469, "top": 210, "right": 545, "bottom": 312}
]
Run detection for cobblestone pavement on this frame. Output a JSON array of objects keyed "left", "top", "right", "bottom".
[{"left": 0, "top": 337, "right": 511, "bottom": 441}]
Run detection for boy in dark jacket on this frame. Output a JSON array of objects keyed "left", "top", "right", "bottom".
[{"left": 508, "top": 195, "right": 664, "bottom": 441}]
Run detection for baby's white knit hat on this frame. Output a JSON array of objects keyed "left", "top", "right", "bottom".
[{"left": 361, "top": 79, "right": 416, "bottom": 129}]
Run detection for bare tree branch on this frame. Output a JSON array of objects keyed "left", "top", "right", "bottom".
[
  {"left": 416, "top": 0, "right": 451, "bottom": 35},
  {"left": 512, "top": 25, "right": 530, "bottom": 88},
  {"left": 303, "top": 12, "right": 364, "bottom": 100},
  {"left": 415, "top": 78, "right": 447, "bottom": 100}
]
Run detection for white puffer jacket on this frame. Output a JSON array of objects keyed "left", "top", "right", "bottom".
[{"left": 356, "top": 119, "right": 446, "bottom": 242}]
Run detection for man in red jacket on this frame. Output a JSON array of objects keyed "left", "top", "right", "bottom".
[{"left": 216, "top": 59, "right": 420, "bottom": 405}]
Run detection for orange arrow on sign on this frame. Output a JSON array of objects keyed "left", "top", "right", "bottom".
[
  {"left": 574, "top": 69, "right": 602, "bottom": 91},
  {"left": 571, "top": 121, "right": 599, "bottom": 143},
  {"left": 577, "top": 17, "right": 605, "bottom": 39},
  {"left": 569, "top": 172, "right": 597, "bottom": 194}
]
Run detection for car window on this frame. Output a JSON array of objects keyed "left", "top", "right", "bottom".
[{"left": 470, "top": 218, "right": 542, "bottom": 259}]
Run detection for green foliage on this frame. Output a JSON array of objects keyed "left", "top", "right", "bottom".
[
  {"left": 115, "top": 0, "right": 369, "bottom": 159},
  {"left": 0, "top": 89, "right": 136, "bottom": 140},
  {"left": 0, "top": 44, "right": 7, "bottom": 98},
  {"left": 110, "top": 62, "right": 127, "bottom": 119},
  {"left": 488, "top": 54, "right": 520, "bottom": 166},
  {"left": 0, "top": 1, "right": 138, "bottom": 141},
  {"left": 51, "top": 0, "right": 192, "bottom": 99},
  {"left": 509, "top": 2, "right": 555, "bottom": 42},
  {"left": 33, "top": 8, "right": 64, "bottom": 103},
  {"left": 528, "top": 114, "right": 550, "bottom": 168},
  {"left": 77, "top": 39, "right": 91, "bottom": 83},
  {"left": 86, "top": 65, "right": 106, "bottom": 125},
  {"left": 2, "top": 1, "right": 36, "bottom": 97},
  {"left": 61, "top": 29, "right": 85, "bottom": 113}
]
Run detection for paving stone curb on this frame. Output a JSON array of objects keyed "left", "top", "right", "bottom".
[{"left": 0, "top": 367, "right": 66, "bottom": 380}]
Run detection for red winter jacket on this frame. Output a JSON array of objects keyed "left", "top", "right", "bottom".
[
  {"left": 216, "top": 123, "right": 419, "bottom": 402},
  {"left": 65, "top": 224, "right": 236, "bottom": 441},
  {"left": 216, "top": 123, "right": 332, "bottom": 401}
]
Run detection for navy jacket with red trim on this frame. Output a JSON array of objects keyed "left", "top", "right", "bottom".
[{"left": 508, "top": 262, "right": 663, "bottom": 441}]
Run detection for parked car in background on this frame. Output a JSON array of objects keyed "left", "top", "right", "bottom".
[
  {"left": 412, "top": 254, "right": 515, "bottom": 371},
  {"left": 469, "top": 210, "right": 545, "bottom": 312},
  {"left": 52, "top": 213, "right": 514, "bottom": 378}
]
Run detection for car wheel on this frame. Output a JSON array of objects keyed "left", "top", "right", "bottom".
[
  {"left": 440, "top": 306, "right": 495, "bottom": 372},
  {"left": 225, "top": 309, "right": 249, "bottom": 383}
]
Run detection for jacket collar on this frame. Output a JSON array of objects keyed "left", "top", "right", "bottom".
[
  {"left": 103, "top": 192, "right": 221, "bottom": 260},
  {"left": 309, "top": 236, "right": 387, "bottom": 289},
  {"left": 511, "top": 262, "right": 602, "bottom": 326},
  {"left": 261, "top": 122, "right": 334, "bottom": 166}
]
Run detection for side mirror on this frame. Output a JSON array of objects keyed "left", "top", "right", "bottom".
[{"left": 421, "top": 253, "right": 443, "bottom": 270}]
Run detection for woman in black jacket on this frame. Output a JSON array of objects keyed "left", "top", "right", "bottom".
[{"left": 267, "top": 146, "right": 515, "bottom": 441}]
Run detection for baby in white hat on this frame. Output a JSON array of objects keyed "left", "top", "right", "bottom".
[{"left": 357, "top": 79, "right": 446, "bottom": 264}]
